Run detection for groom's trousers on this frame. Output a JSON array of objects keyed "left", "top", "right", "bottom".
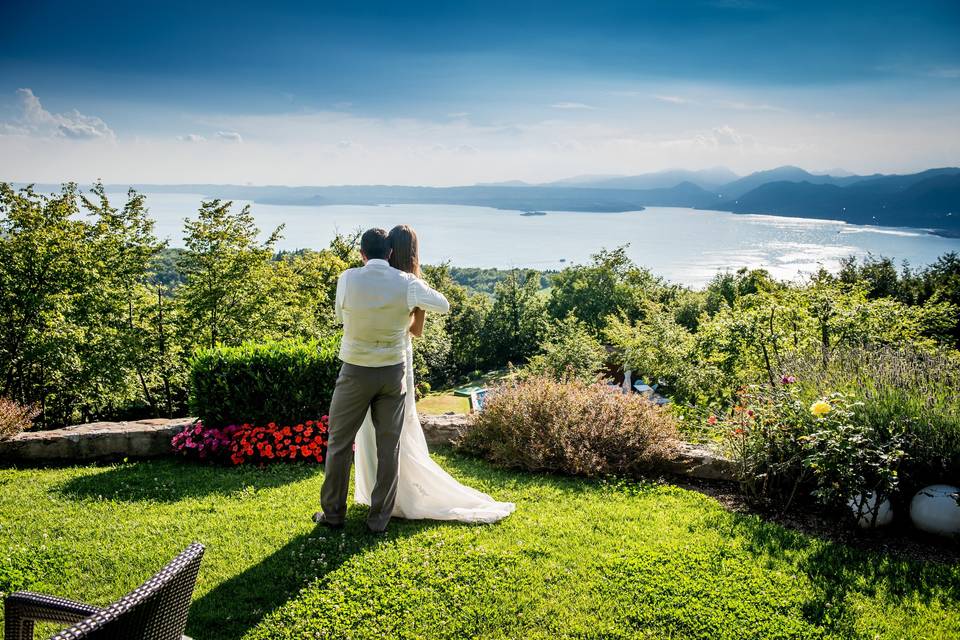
[{"left": 321, "top": 361, "right": 406, "bottom": 531}]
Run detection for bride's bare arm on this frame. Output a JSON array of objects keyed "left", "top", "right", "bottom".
[{"left": 410, "top": 307, "right": 426, "bottom": 337}]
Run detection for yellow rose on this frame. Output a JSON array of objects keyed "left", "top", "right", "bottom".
[{"left": 810, "top": 400, "right": 832, "bottom": 417}]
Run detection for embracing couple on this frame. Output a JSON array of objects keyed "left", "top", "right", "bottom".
[{"left": 313, "top": 225, "right": 515, "bottom": 533}]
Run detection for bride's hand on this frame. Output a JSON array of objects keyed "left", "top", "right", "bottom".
[{"left": 410, "top": 307, "right": 426, "bottom": 337}]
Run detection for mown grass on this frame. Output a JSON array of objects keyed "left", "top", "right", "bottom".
[
  {"left": 416, "top": 394, "right": 470, "bottom": 415},
  {"left": 1, "top": 453, "right": 958, "bottom": 639}
]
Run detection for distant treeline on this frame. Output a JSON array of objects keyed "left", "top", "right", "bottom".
[{"left": 447, "top": 267, "right": 555, "bottom": 295}]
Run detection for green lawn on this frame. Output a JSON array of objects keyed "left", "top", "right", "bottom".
[
  {"left": 1, "top": 454, "right": 958, "bottom": 639},
  {"left": 416, "top": 394, "right": 470, "bottom": 414},
  {"left": 417, "top": 368, "right": 515, "bottom": 415}
]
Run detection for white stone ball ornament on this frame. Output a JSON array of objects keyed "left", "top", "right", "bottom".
[{"left": 910, "top": 485, "right": 960, "bottom": 538}]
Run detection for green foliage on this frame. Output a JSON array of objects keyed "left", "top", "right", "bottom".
[
  {"left": 460, "top": 376, "right": 680, "bottom": 477},
  {"left": 178, "top": 199, "right": 285, "bottom": 350},
  {"left": 525, "top": 315, "right": 607, "bottom": 383},
  {"left": 411, "top": 311, "right": 454, "bottom": 393},
  {"left": 704, "top": 267, "right": 778, "bottom": 315},
  {"left": 605, "top": 305, "right": 720, "bottom": 405},
  {"left": 798, "top": 394, "right": 906, "bottom": 523},
  {"left": 482, "top": 269, "right": 548, "bottom": 365},
  {"left": 188, "top": 337, "right": 341, "bottom": 429},
  {"left": 447, "top": 266, "right": 554, "bottom": 296},
  {"left": 723, "top": 368, "right": 939, "bottom": 521},
  {"left": 0, "top": 182, "right": 166, "bottom": 425},
  {"left": 547, "top": 246, "right": 667, "bottom": 333},
  {"left": 785, "top": 346, "right": 960, "bottom": 500}
]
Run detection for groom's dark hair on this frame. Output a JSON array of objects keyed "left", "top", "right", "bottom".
[{"left": 360, "top": 228, "right": 391, "bottom": 260}]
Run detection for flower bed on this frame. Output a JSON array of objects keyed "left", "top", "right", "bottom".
[{"left": 172, "top": 417, "right": 329, "bottom": 465}]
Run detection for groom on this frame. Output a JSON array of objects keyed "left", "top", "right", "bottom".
[{"left": 315, "top": 228, "right": 449, "bottom": 533}]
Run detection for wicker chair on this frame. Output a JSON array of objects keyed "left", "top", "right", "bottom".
[{"left": 4, "top": 542, "right": 204, "bottom": 640}]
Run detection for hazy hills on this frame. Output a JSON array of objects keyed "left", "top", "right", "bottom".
[
  {"left": 18, "top": 165, "right": 960, "bottom": 236},
  {"left": 541, "top": 167, "right": 740, "bottom": 191}
]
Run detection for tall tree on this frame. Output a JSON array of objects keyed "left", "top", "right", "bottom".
[{"left": 178, "top": 200, "right": 283, "bottom": 349}]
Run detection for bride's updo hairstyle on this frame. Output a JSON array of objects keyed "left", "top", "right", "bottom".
[{"left": 388, "top": 224, "right": 421, "bottom": 277}]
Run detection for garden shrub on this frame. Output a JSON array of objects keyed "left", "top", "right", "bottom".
[
  {"left": 787, "top": 346, "right": 960, "bottom": 500},
  {"left": 458, "top": 376, "right": 680, "bottom": 477},
  {"left": 0, "top": 397, "right": 38, "bottom": 441},
  {"left": 721, "top": 344, "right": 960, "bottom": 520},
  {"left": 188, "top": 337, "right": 340, "bottom": 429},
  {"left": 723, "top": 385, "right": 907, "bottom": 523}
]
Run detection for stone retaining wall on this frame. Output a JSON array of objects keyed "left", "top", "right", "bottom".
[
  {"left": 0, "top": 418, "right": 194, "bottom": 463},
  {"left": 0, "top": 414, "right": 736, "bottom": 482}
]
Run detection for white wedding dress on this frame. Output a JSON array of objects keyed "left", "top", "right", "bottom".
[{"left": 354, "top": 338, "right": 515, "bottom": 523}]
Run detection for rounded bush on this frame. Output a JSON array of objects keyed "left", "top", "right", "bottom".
[{"left": 458, "top": 376, "right": 680, "bottom": 477}]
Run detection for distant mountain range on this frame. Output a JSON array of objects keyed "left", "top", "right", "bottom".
[{"left": 19, "top": 165, "right": 960, "bottom": 236}]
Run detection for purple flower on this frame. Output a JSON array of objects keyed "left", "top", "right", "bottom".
[{"left": 781, "top": 375, "right": 797, "bottom": 385}]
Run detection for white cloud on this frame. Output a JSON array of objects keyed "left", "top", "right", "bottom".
[
  {"left": 215, "top": 131, "right": 243, "bottom": 143},
  {"left": 3, "top": 95, "right": 958, "bottom": 185},
  {"left": 662, "top": 125, "right": 749, "bottom": 149},
  {"left": 3, "top": 88, "right": 115, "bottom": 140},
  {"left": 447, "top": 112, "right": 470, "bottom": 118},
  {"left": 715, "top": 99, "right": 784, "bottom": 112},
  {"left": 0, "top": 122, "right": 30, "bottom": 136},
  {"left": 654, "top": 94, "right": 693, "bottom": 105},
  {"left": 550, "top": 102, "right": 595, "bottom": 110}
]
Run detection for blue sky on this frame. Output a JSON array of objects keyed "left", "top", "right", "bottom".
[{"left": 1, "top": 0, "right": 958, "bottom": 184}]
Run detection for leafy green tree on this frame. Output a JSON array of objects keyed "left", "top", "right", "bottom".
[
  {"left": 0, "top": 183, "right": 166, "bottom": 424},
  {"left": 0, "top": 183, "right": 90, "bottom": 425},
  {"left": 605, "top": 305, "right": 720, "bottom": 405},
  {"left": 422, "top": 263, "right": 492, "bottom": 375},
  {"left": 178, "top": 200, "right": 284, "bottom": 349},
  {"left": 526, "top": 315, "right": 607, "bottom": 383},
  {"left": 547, "top": 246, "right": 664, "bottom": 333},
  {"left": 483, "top": 269, "right": 548, "bottom": 366},
  {"left": 79, "top": 183, "right": 166, "bottom": 417},
  {"left": 704, "top": 268, "right": 776, "bottom": 316}
]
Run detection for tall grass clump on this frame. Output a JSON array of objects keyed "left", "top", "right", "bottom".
[{"left": 458, "top": 376, "right": 679, "bottom": 477}]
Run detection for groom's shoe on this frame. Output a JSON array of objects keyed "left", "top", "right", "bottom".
[
  {"left": 365, "top": 525, "right": 388, "bottom": 537},
  {"left": 312, "top": 512, "right": 344, "bottom": 529}
]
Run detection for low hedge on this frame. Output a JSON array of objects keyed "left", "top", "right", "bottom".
[{"left": 189, "top": 337, "right": 341, "bottom": 429}]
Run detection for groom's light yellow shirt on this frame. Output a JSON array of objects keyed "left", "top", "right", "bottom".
[{"left": 335, "top": 259, "right": 449, "bottom": 367}]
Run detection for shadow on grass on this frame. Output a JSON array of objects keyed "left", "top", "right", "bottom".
[
  {"left": 187, "top": 507, "right": 459, "bottom": 640},
  {"left": 55, "top": 458, "right": 319, "bottom": 503},
  {"left": 724, "top": 510, "right": 960, "bottom": 632}
]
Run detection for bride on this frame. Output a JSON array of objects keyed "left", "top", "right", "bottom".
[{"left": 352, "top": 225, "right": 515, "bottom": 524}]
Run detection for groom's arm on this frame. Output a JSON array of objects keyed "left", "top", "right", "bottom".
[
  {"left": 408, "top": 278, "right": 450, "bottom": 314},
  {"left": 334, "top": 271, "right": 348, "bottom": 324}
]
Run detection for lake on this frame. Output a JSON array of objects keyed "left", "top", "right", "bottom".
[{"left": 129, "top": 192, "right": 960, "bottom": 288}]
